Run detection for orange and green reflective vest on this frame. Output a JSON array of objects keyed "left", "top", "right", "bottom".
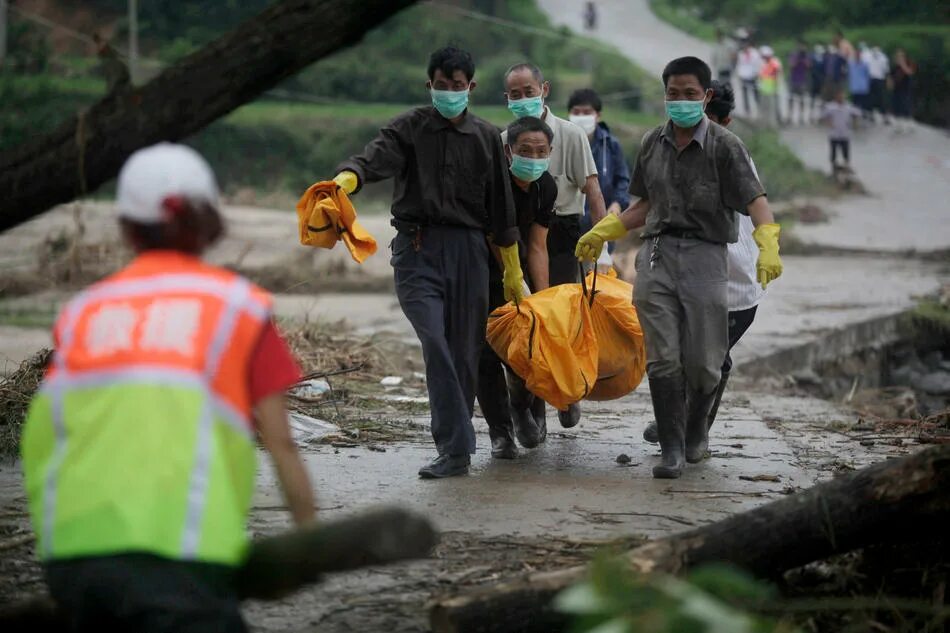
[
  {"left": 21, "top": 251, "right": 272, "bottom": 566},
  {"left": 759, "top": 58, "right": 782, "bottom": 95}
]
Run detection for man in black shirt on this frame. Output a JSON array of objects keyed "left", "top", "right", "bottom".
[
  {"left": 331, "top": 47, "right": 520, "bottom": 479},
  {"left": 477, "top": 116, "right": 557, "bottom": 459}
]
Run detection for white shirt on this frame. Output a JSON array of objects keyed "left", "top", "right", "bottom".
[
  {"left": 866, "top": 50, "right": 890, "bottom": 80},
  {"left": 727, "top": 158, "right": 766, "bottom": 311},
  {"left": 736, "top": 47, "right": 763, "bottom": 80},
  {"left": 728, "top": 214, "right": 766, "bottom": 311},
  {"left": 501, "top": 106, "right": 598, "bottom": 216}
]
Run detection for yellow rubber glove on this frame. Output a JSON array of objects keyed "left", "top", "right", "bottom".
[
  {"left": 575, "top": 214, "right": 627, "bottom": 261},
  {"left": 499, "top": 243, "right": 525, "bottom": 304},
  {"left": 752, "top": 223, "right": 783, "bottom": 289},
  {"left": 333, "top": 170, "right": 359, "bottom": 195}
]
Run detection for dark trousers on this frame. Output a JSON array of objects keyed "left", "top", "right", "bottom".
[
  {"left": 548, "top": 214, "right": 582, "bottom": 285},
  {"left": 723, "top": 306, "right": 758, "bottom": 374},
  {"left": 869, "top": 78, "right": 887, "bottom": 115},
  {"left": 392, "top": 226, "right": 488, "bottom": 456},
  {"left": 45, "top": 554, "right": 245, "bottom": 633},
  {"left": 830, "top": 138, "right": 850, "bottom": 164},
  {"left": 741, "top": 79, "right": 759, "bottom": 114},
  {"left": 476, "top": 258, "right": 544, "bottom": 441}
]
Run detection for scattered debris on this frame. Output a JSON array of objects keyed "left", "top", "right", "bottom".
[
  {"left": 615, "top": 453, "right": 632, "bottom": 465},
  {"left": 292, "top": 379, "right": 331, "bottom": 399},
  {"left": 381, "top": 376, "right": 404, "bottom": 387},
  {"left": 288, "top": 413, "right": 339, "bottom": 446},
  {"left": 739, "top": 474, "right": 781, "bottom": 483},
  {"left": 0, "top": 348, "right": 53, "bottom": 456}
]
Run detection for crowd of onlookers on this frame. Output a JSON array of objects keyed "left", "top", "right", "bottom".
[{"left": 711, "top": 27, "right": 918, "bottom": 169}]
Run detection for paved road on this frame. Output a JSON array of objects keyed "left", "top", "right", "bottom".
[{"left": 539, "top": 0, "right": 950, "bottom": 253}]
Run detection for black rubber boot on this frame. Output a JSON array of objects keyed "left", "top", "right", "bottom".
[
  {"left": 642, "top": 420, "right": 658, "bottom": 444},
  {"left": 649, "top": 375, "right": 686, "bottom": 479},
  {"left": 558, "top": 403, "right": 581, "bottom": 429},
  {"left": 507, "top": 373, "right": 540, "bottom": 449},
  {"left": 489, "top": 428, "right": 518, "bottom": 459},
  {"left": 531, "top": 396, "right": 548, "bottom": 443},
  {"left": 685, "top": 386, "right": 718, "bottom": 464}
]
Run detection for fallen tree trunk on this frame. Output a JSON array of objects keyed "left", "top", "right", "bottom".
[
  {"left": 430, "top": 445, "right": 950, "bottom": 633},
  {"left": 0, "top": 0, "right": 416, "bottom": 233},
  {"left": 1, "top": 506, "right": 437, "bottom": 629}
]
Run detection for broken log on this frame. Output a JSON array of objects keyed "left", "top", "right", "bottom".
[
  {"left": 0, "top": 0, "right": 417, "bottom": 233},
  {"left": 430, "top": 445, "right": 950, "bottom": 633},
  {"left": 0, "top": 506, "right": 437, "bottom": 629},
  {"left": 238, "top": 505, "right": 438, "bottom": 599}
]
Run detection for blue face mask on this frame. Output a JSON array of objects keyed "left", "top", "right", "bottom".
[
  {"left": 507, "top": 95, "right": 544, "bottom": 119},
  {"left": 509, "top": 154, "right": 550, "bottom": 182},
  {"left": 665, "top": 99, "right": 706, "bottom": 128},
  {"left": 431, "top": 88, "right": 469, "bottom": 119}
]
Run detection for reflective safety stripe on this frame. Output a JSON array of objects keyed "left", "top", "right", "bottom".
[
  {"left": 64, "top": 274, "right": 269, "bottom": 323},
  {"left": 181, "top": 278, "right": 250, "bottom": 559},
  {"left": 39, "top": 366, "right": 253, "bottom": 440}
]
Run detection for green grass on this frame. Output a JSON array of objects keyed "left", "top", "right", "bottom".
[
  {"left": 648, "top": 0, "right": 717, "bottom": 43},
  {"left": 0, "top": 308, "right": 57, "bottom": 329}
]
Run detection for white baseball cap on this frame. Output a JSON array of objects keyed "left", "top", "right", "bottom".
[
  {"left": 760, "top": 46, "right": 774, "bottom": 57},
  {"left": 116, "top": 143, "right": 220, "bottom": 223}
]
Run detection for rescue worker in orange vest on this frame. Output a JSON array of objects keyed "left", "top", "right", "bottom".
[{"left": 20, "top": 143, "right": 316, "bottom": 632}]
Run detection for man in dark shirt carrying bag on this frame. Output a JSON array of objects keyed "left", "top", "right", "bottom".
[
  {"left": 477, "top": 116, "right": 558, "bottom": 459},
  {"left": 576, "top": 57, "right": 783, "bottom": 479},
  {"left": 331, "top": 47, "right": 520, "bottom": 479}
]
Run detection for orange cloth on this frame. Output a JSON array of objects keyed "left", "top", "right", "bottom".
[
  {"left": 584, "top": 270, "right": 646, "bottom": 401},
  {"left": 296, "top": 181, "right": 377, "bottom": 264}
]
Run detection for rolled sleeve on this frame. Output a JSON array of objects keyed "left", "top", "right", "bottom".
[
  {"left": 721, "top": 137, "right": 766, "bottom": 214},
  {"left": 488, "top": 131, "right": 519, "bottom": 247}
]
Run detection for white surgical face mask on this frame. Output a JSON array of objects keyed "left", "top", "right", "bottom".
[{"left": 569, "top": 113, "right": 597, "bottom": 135}]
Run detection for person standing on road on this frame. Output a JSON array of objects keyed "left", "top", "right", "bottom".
[
  {"left": 641, "top": 80, "right": 767, "bottom": 448},
  {"left": 848, "top": 46, "right": 872, "bottom": 120},
  {"left": 757, "top": 46, "right": 783, "bottom": 128},
  {"left": 736, "top": 40, "right": 763, "bottom": 116},
  {"left": 566, "top": 88, "right": 631, "bottom": 249},
  {"left": 809, "top": 44, "right": 827, "bottom": 120},
  {"left": 822, "top": 89, "right": 862, "bottom": 171},
  {"left": 21, "top": 143, "right": 316, "bottom": 632},
  {"left": 821, "top": 44, "right": 849, "bottom": 104},
  {"left": 710, "top": 28, "right": 737, "bottom": 84},
  {"left": 890, "top": 48, "right": 917, "bottom": 132},
  {"left": 575, "top": 57, "right": 783, "bottom": 479},
  {"left": 332, "top": 46, "right": 521, "bottom": 479},
  {"left": 787, "top": 40, "right": 811, "bottom": 125},
  {"left": 502, "top": 62, "right": 608, "bottom": 433},
  {"left": 477, "top": 116, "right": 557, "bottom": 459},
  {"left": 865, "top": 45, "right": 891, "bottom": 123}
]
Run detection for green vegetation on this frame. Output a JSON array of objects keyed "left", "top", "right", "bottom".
[{"left": 648, "top": 0, "right": 718, "bottom": 43}]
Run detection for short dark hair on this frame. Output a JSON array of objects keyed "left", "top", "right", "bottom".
[
  {"left": 121, "top": 199, "right": 223, "bottom": 254},
  {"left": 427, "top": 46, "right": 475, "bottom": 82},
  {"left": 506, "top": 116, "right": 554, "bottom": 145},
  {"left": 662, "top": 56, "right": 712, "bottom": 90},
  {"left": 706, "top": 79, "right": 735, "bottom": 120},
  {"left": 504, "top": 62, "right": 544, "bottom": 85},
  {"left": 567, "top": 88, "right": 603, "bottom": 112}
]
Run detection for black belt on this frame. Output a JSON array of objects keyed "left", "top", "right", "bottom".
[
  {"left": 659, "top": 227, "right": 704, "bottom": 240},
  {"left": 391, "top": 218, "right": 426, "bottom": 234}
]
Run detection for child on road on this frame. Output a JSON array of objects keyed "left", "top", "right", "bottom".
[{"left": 822, "top": 90, "right": 862, "bottom": 171}]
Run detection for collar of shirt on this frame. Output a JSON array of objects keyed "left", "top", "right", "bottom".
[
  {"left": 659, "top": 115, "right": 710, "bottom": 150},
  {"left": 424, "top": 106, "right": 477, "bottom": 135}
]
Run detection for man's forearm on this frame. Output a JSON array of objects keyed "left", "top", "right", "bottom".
[
  {"left": 273, "top": 446, "right": 317, "bottom": 526},
  {"left": 584, "top": 175, "right": 608, "bottom": 223},
  {"left": 619, "top": 198, "right": 650, "bottom": 232},
  {"left": 528, "top": 247, "right": 549, "bottom": 291},
  {"left": 747, "top": 194, "right": 775, "bottom": 227},
  {"left": 607, "top": 201, "right": 623, "bottom": 216}
]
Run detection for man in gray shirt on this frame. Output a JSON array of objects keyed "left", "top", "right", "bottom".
[
  {"left": 501, "top": 62, "right": 608, "bottom": 435},
  {"left": 576, "top": 57, "right": 783, "bottom": 479}
]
